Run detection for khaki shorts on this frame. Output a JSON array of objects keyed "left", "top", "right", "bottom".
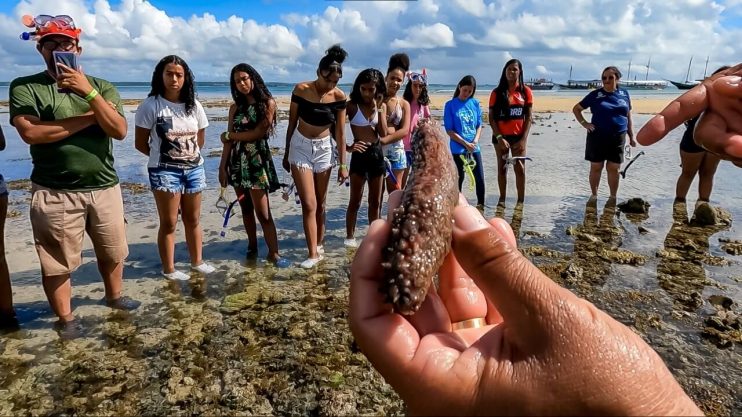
[{"left": 30, "top": 183, "right": 129, "bottom": 276}]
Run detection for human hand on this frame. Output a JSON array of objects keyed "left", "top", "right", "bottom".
[
  {"left": 55, "top": 63, "right": 94, "bottom": 97},
  {"left": 584, "top": 122, "right": 596, "bottom": 133},
  {"left": 496, "top": 136, "right": 510, "bottom": 150},
  {"left": 348, "top": 141, "right": 369, "bottom": 153},
  {"left": 349, "top": 193, "right": 701, "bottom": 416},
  {"left": 637, "top": 63, "right": 742, "bottom": 162},
  {"left": 282, "top": 154, "right": 290, "bottom": 173},
  {"left": 337, "top": 165, "right": 349, "bottom": 185},
  {"left": 629, "top": 137, "right": 637, "bottom": 147}
]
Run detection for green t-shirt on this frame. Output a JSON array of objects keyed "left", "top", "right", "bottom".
[{"left": 9, "top": 71, "right": 124, "bottom": 190}]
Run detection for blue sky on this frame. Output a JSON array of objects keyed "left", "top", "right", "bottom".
[{"left": 0, "top": 0, "right": 740, "bottom": 83}]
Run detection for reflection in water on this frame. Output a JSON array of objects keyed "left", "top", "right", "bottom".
[{"left": 656, "top": 202, "right": 730, "bottom": 311}]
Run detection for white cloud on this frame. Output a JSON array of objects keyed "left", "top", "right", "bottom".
[
  {"left": 0, "top": 0, "right": 739, "bottom": 84},
  {"left": 391, "top": 23, "right": 455, "bottom": 49}
]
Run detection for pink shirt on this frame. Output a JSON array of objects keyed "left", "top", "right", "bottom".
[{"left": 404, "top": 101, "right": 431, "bottom": 151}]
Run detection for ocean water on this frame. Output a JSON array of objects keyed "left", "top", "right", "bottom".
[{"left": 0, "top": 81, "right": 686, "bottom": 101}]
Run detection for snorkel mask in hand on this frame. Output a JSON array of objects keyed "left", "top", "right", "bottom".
[{"left": 19, "top": 14, "right": 81, "bottom": 41}]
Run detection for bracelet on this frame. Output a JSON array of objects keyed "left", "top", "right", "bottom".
[
  {"left": 580, "top": 120, "right": 588, "bottom": 125},
  {"left": 496, "top": 134, "right": 504, "bottom": 140},
  {"left": 84, "top": 89, "right": 98, "bottom": 102},
  {"left": 221, "top": 132, "right": 231, "bottom": 143},
  {"left": 339, "top": 163, "right": 348, "bottom": 170}
]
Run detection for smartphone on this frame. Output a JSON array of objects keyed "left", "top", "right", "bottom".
[{"left": 53, "top": 51, "right": 79, "bottom": 93}]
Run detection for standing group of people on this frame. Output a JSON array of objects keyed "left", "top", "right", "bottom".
[{"left": 0, "top": 13, "right": 733, "bottom": 335}]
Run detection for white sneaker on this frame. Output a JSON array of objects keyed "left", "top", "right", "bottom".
[
  {"left": 163, "top": 270, "right": 190, "bottom": 281},
  {"left": 343, "top": 238, "right": 359, "bottom": 248},
  {"left": 300, "top": 255, "right": 324, "bottom": 269},
  {"left": 191, "top": 262, "right": 216, "bottom": 274},
  {"left": 317, "top": 245, "right": 325, "bottom": 254}
]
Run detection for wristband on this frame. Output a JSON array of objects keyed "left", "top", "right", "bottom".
[
  {"left": 84, "top": 89, "right": 98, "bottom": 102},
  {"left": 581, "top": 120, "right": 588, "bottom": 125},
  {"left": 496, "top": 134, "right": 504, "bottom": 140},
  {"left": 339, "top": 163, "right": 348, "bottom": 170}
]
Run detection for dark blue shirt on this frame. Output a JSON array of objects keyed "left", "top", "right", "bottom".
[{"left": 579, "top": 88, "right": 631, "bottom": 134}]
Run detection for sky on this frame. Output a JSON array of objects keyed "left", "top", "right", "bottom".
[{"left": 0, "top": 0, "right": 740, "bottom": 84}]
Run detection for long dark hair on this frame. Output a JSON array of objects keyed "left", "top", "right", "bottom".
[
  {"left": 403, "top": 81, "right": 430, "bottom": 106},
  {"left": 229, "top": 63, "right": 276, "bottom": 137},
  {"left": 453, "top": 75, "right": 477, "bottom": 99},
  {"left": 492, "top": 59, "right": 525, "bottom": 119},
  {"left": 148, "top": 55, "right": 196, "bottom": 114},
  {"left": 349, "top": 68, "right": 386, "bottom": 104}
]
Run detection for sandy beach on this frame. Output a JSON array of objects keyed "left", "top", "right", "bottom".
[{"left": 0, "top": 98, "right": 740, "bottom": 415}]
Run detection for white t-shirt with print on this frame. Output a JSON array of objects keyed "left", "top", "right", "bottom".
[{"left": 135, "top": 96, "right": 209, "bottom": 169}]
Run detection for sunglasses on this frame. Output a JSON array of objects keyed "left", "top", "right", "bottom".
[
  {"left": 31, "top": 15, "right": 76, "bottom": 29},
  {"left": 408, "top": 72, "right": 427, "bottom": 84},
  {"left": 40, "top": 39, "right": 76, "bottom": 51}
]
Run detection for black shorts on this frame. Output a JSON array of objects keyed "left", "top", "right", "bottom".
[
  {"left": 350, "top": 141, "right": 385, "bottom": 179},
  {"left": 680, "top": 126, "right": 705, "bottom": 153},
  {"left": 492, "top": 134, "right": 523, "bottom": 145},
  {"left": 585, "top": 131, "right": 626, "bottom": 164}
]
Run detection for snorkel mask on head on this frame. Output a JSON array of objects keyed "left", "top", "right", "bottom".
[
  {"left": 407, "top": 68, "right": 427, "bottom": 85},
  {"left": 19, "top": 14, "right": 81, "bottom": 41}
]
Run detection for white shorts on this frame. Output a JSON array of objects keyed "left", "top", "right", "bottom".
[{"left": 287, "top": 130, "right": 334, "bottom": 173}]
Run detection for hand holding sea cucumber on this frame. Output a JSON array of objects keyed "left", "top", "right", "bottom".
[{"left": 349, "top": 196, "right": 701, "bottom": 415}]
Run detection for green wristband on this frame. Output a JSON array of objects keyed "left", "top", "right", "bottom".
[{"left": 84, "top": 89, "right": 98, "bottom": 102}]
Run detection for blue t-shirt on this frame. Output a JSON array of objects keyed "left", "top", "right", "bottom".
[
  {"left": 579, "top": 88, "right": 631, "bottom": 134},
  {"left": 443, "top": 97, "right": 482, "bottom": 155}
]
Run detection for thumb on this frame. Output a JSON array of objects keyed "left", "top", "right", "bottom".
[{"left": 452, "top": 205, "right": 562, "bottom": 349}]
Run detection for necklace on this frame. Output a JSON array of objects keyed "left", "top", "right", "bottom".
[{"left": 314, "top": 80, "right": 332, "bottom": 101}]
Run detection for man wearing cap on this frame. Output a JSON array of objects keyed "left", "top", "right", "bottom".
[{"left": 9, "top": 14, "right": 139, "bottom": 338}]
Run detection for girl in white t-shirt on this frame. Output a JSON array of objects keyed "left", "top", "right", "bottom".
[{"left": 134, "top": 55, "right": 215, "bottom": 281}]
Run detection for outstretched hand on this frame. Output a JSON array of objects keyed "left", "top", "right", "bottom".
[
  {"left": 349, "top": 192, "right": 701, "bottom": 415},
  {"left": 637, "top": 63, "right": 742, "bottom": 163}
]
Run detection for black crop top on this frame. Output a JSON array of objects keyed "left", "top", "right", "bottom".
[{"left": 291, "top": 93, "right": 347, "bottom": 127}]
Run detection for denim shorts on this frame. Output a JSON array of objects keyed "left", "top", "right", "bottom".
[
  {"left": 0, "top": 174, "right": 7, "bottom": 197},
  {"left": 287, "top": 130, "right": 334, "bottom": 173},
  {"left": 384, "top": 142, "right": 407, "bottom": 171},
  {"left": 148, "top": 165, "right": 207, "bottom": 194}
]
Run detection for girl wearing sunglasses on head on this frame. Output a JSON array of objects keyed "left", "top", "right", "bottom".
[
  {"left": 573, "top": 66, "right": 636, "bottom": 200},
  {"left": 401, "top": 70, "right": 431, "bottom": 188},
  {"left": 282, "top": 45, "right": 349, "bottom": 269}
]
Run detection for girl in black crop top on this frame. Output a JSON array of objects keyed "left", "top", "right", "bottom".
[{"left": 282, "top": 44, "right": 349, "bottom": 268}]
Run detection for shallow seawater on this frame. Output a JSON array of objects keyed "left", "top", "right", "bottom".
[{"left": 1, "top": 112, "right": 741, "bottom": 415}]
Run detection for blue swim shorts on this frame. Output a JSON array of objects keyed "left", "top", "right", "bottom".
[{"left": 148, "top": 165, "right": 207, "bottom": 194}]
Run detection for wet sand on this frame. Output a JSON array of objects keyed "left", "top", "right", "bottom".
[{"left": 0, "top": 108, "right": 740, "bottom": 415}]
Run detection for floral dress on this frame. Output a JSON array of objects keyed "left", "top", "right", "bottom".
[{"left": 228, "top": 103, "right": 280, "bottom": 192}]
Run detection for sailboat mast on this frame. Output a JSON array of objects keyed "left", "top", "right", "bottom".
[
  {"left": 645, "top": 56, "right": 651, "bottom": 80},
  {"left": 685, "top": 56, "right": 693, "bottom": 82},
  {"left": 703, "top": 56, "right": 709, "bottom": 78},
  {"left": 627, "top": 59, "right": 632, "bottom": 80}
]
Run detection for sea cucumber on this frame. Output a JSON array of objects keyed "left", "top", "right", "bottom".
[{"left": 380, "top": 119, "right": 459, "bottom": 315}]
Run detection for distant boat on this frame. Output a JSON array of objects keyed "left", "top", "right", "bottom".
[
  {"left": 557, "top": 80, "right": 601, "bottom": 90},
  {"left": 557, "top": 66, "right": 600, "bottom": 90},
  {"left": 525, "top": 78, "right": 555, "bottom": 90},
  {"left": 669, "top": 56, "right": 707, "bottom": 90},
  {"left": 623, "top": 58, "right": 668, "bottom": 90},
  {"left": 620, "top": 79, "right": 669, "bottom": 90}
]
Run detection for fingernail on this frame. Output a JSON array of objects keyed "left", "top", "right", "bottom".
[{"left": 453, "top": 206, "right": 489, "bottom": 232}]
